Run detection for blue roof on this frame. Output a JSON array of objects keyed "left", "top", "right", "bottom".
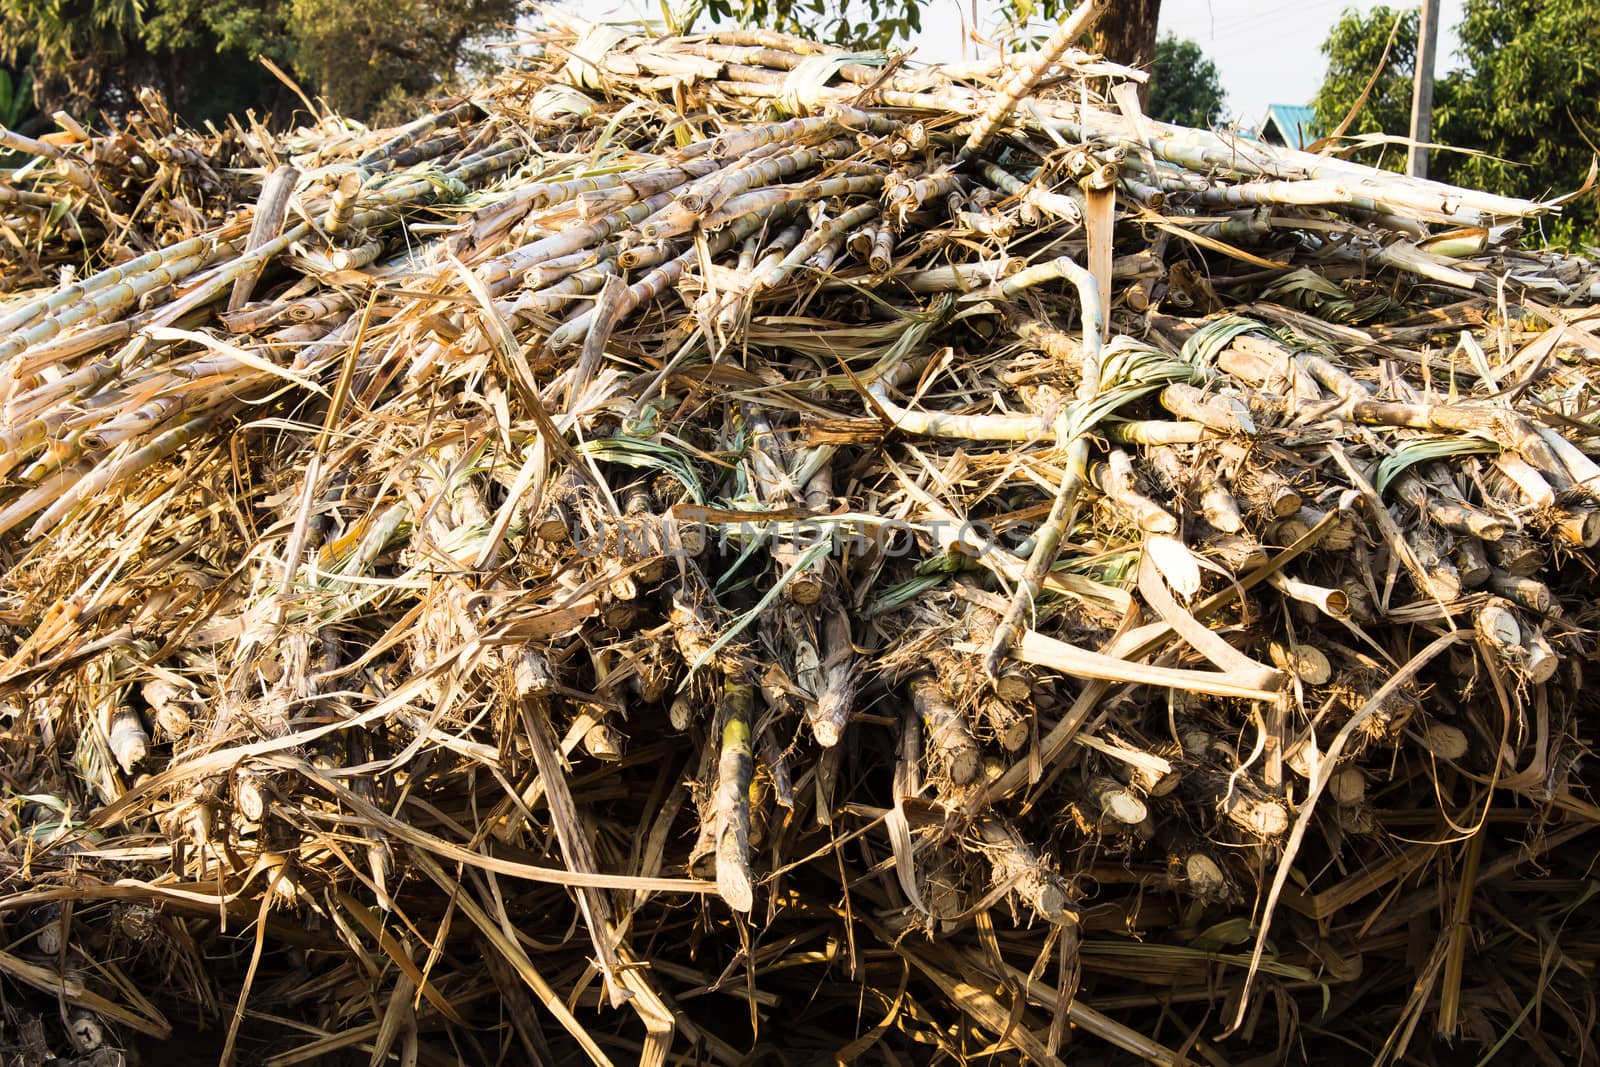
[{"left": 1263, "top": 104, "right": 1318, "bottom": 150}]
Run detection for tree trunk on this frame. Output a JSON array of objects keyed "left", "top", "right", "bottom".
[{"left": 1092, "top": 0, "right": 1161, "bottom": 107}]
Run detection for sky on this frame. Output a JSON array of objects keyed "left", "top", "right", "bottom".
[{"left": 905, "top": 0, "right": 1468, "bottom": 124}]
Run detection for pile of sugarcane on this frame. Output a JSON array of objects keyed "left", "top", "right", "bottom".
[{"left": 3, "top": 3, "right": 1599, "bottom": 1064}]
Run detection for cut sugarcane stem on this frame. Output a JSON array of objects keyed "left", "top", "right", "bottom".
[
  {"left": 1329, "top": 768, "right": 1366, "bottom": 806},
  {"left": 1487, "top": 532, "right": 1544, "bottom": 576},
  {"left": 809, "top": 606, "right": 856, "bottom": 747},
  {"left": 714, "top": 678, "right": 756, "bottom": 913},
  {"left": 1267, "top": 571, "right": 1350, "bottom": 619},
  {"left": 1474, "top": 596, "right": 1523, "bottom": 666},
  {"left": 981, "top": 697, "right": 1030, "bottom": 753},
  {"left": 108, "top": 705, "right": 150, "bottom": 774},
  {"left": 992, "top": 661, "right": 1033, "bottom": 705},
  {"left": 1454, "top": 536, "right": 1491, "bottom": 588},
  {"left": 1406, "top": 527, "right": 1462, "bottom": 601},
  {"left": 1206, "top": 531, "right": 1268, "bottom": 572},
  {"left": 974, "top": 816, "right": 1076, "bottom": 924},
  {"left": 1422, "top": 723, "right": 1469, "bottom": 761},
  {"left": 909, "top": 674, "right": 980, "bottom": 787},
  {"left": 1180, "top": 852, "right": 1227, "bottom": 900},
  {"left": 1487, "top": 571, "right": 1553, "bottom": 615},
  {"left": 1268, "top": 642, "right": 1332, "bottom": 686},
  {"left": 1221, "top": 788, "right": 1289, "bottom": 837},
  {"left": 787, "top": 460, "right": 833, "bottom": 605},
  {"left": 1521, "top": 626, "right": 1559, "bottom": 685},
  {"left": 1087, "top": 775, "right": 1148, "bottom": 826},
  {"left": 1095, "top": 448, "right": 1176, "bottom": 534},
  {"left": 582, "top": 717, "right": 625, "bottom": 761}
]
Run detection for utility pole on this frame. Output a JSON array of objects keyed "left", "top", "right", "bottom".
[{"left": 1407, "top": 0, "right": 1440, "bottom": 179}]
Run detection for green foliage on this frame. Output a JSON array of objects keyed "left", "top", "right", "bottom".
[
  {"left": 1148, "top": 34, "right": 1224, "bottom": 128},
  {"left": 1310, "top": 5, "right": 1417, "bottom": 171},
  {"left": 286, "top": 0, "right": 513, "bottom": 122},
  {"left": 1313, "top": 1, "right": 1600, "bottom": 244},
  {"left": 1437, "top": 0, "right": 1600, "bottom": 245},
  {"left": 0, "top": 66, "right": 33, "bottom": 127},
  {"left": 701, "top": 0, "right": 920, "bottom": 50},
  {"left": 0, "top": 0, "right": 511, "bottom": 124}
]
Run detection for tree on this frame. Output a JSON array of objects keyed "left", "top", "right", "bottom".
[
  {"left": 1313, "top": 1, "right": 1600, "bottom": 244},
  {"left": 1148, "top": 34, "right": 1224, "bottom": 128},
  {"left": 1310, "top": 6, "right": 1418, "bottom": 172},
  {"left": 701, "top": 0, "right": 921, "bottom": 50},
  {"left": 0, "top": 0, "right": 512, "bottom": 124},
  {"left": 702, "top": 0, "right": 1160, "bottom": 71},
  {"left": 1436, "top": 1, "right": 1600, "bottom": 243},
  {"left": 1091, "top": 0, "right": 1160, "bottom": 104}
]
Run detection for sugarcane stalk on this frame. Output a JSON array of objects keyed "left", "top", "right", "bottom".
[
  {"left": 808, "top": 606, "right": 856, "bottom": 747},
  {"left": 1093, "top": 448, "right": 1177, "bottom": 534},
  {"left": 714, "top": 677, "right": 756, "bottom": 912},
  {"left": 974, "top": 817, "right": 1075, "bottom": 924},
  {"left": 1393, "top": 472, "right": 1510, "bottom": 541},
  {"left": 983, "top": 254, "right": 1103, "bottom": 676},
  {"left": 228, "top": 166, "right": 300, "bottom": 311},
  {"left": 909, "top": 674, "right": 980, "bottom": 786},
  {"left": 1267, "top": 641, "right": 1332, "bottom": 686},
  {"left": 1486, "top": 571, "right": 1553, "bottom": 615},
  {"left": 959, "top": 0, "right": 1103, "bottom": 158},
  {"left": 1085, "top": 775, "right": 1147, "bottom": 826},
  {"left": 1267, "top": 572, "right": 1350, "bottom": 619},
  {"left": 981, "top": 697, "right": 1030, "bottom": 753}
]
